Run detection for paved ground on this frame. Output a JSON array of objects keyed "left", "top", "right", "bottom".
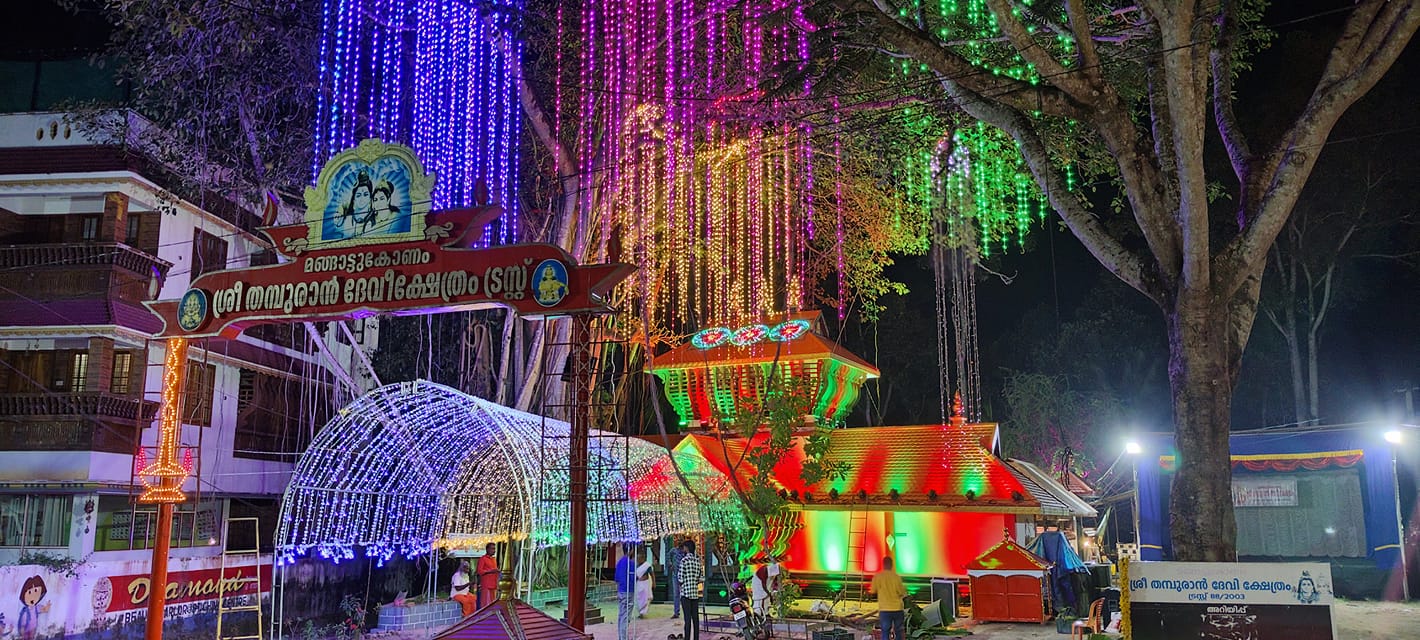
[
  {"left": 583, "top": 602, "right": 1065, "bottom": 640},
  {"left": 369, "top": 597, "right": 1420, "bottom": 639}
]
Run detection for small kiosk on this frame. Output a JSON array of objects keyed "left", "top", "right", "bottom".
[{"left": 965, "top": 535, "right": 1051, "bottom": 624}]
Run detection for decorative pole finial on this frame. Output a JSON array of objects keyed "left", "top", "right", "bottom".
[{"left": 951, "top": 392, "right": 966, "bottom": 427}]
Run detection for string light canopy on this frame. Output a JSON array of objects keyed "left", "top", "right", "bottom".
[
  {"left": 314, "top": 0, "right": 522, "bottom": 244},
  {"left": 275, "top": 380, "right": 738, "bottom": 565}
]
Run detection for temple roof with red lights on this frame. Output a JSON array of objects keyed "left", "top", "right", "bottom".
[
  {"left": 673, "top": 423, "right": 1043, "bottom": 513},
  {"left": 647, "top": 312, "right": 880, "bottom": 428},
  {"left": 432, "top": 599, "right": 590, "bottom": 640},
  {"left": 966, "top": 537, "right": 1051, "bottom": 573}
]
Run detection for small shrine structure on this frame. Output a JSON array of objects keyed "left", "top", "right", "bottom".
[{"left": 965, "top": 535, "right": 1052, "bottom": 624}]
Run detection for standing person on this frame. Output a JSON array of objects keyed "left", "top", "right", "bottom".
[
  {"left": 614, "top": 544, "right": 636, "bottom": 640},
  {"left": 677, "top": 540, "right": 704, "bottom": 640},
  {"left": 451, "top": 560, "right": 478, "bottom": 616},
  {"left": 666, "top": 539, "right": 684, "bottom": 619},
  {"left": 476, "top": 543, "right": 500, "bottom": 609},
  {"left": 870, "top": 556, "right": 907, "bottom": 640},
  {"left": 635, "top": 548, "right": 655, "bottom": 617}
]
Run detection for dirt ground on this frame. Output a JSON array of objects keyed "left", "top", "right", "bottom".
[{"left": 371, "top": 597, "right": 1420, "bottom": 639}]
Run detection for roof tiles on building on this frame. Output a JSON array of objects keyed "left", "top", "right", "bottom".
[
  {"left": 432, "top": 599, "right": 590, "bottom": 640},
  {"left": 676, "top": 424, "right": 1042, "bottom": 513}
]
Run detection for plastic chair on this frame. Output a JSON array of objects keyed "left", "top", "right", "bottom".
[{"left": 1070, "top": 598, "right": 1105, "bottom": 640}]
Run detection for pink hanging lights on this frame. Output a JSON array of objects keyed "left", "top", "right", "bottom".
[{"left": 561, "top": 0, "right": 839, "bottom": 335}]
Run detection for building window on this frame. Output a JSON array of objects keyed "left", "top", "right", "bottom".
[
  {"left": 235, "top": 368, "right": 326, "bottom": 461},
  {"left": 111, "top": 352, "right": 133, "bottom": 394},
  {"left": 0, "top": 495, "right": 72, "bottom": 548},
  {"left": 183, "top": 361, "right": 216, "bottom": 427},
  {"left": 125, "top": 214, "right": 141, "bottom": 245},
  {"left": 191, "top": 228, "right": 228, "bottom": 281},
  {"left": 69, "top": 352, "right": 89, "bottom": 392},
  {"left": 80, "top": 215, "right": 100, "bottom": 241},
  {"left": 94, "top": 496, "right": 220, "bottom": 551},
  {"left": 249, "top": 249, "right": 277, "bottom": 267}
]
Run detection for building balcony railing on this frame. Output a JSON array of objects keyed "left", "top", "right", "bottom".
[
  {"left": 0, "top": 242, "right": 171, "bottom": 279},
  {"left": 0, "top": 392, "right": 158, "bottom": 422}
]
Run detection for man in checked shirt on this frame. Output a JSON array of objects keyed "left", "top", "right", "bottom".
[{"left": 676, "top": 540, "right": 705, "bottom": 640}]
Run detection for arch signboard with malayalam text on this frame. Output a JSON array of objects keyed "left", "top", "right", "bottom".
[{"left": 146, "top": 139, "right": 631, "bottom": 338}]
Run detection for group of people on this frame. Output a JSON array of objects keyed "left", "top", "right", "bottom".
[
  {"left": 616, "top": 538, "right": 705, "bottom": 640},
  {"left": 451, "top": 542, "right": 502, "bottom": 616}
]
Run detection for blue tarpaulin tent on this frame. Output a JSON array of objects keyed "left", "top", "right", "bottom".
[{"left": 1029, "top": 530, "right": 1089, "bottom": 612}]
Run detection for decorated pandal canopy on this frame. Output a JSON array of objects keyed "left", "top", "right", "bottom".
[
  {"left": 275, "top": 380, "right": 740, "bottom": 565},
  {"left": 647, "top": 311, "right": 880, "bottom": 428}
]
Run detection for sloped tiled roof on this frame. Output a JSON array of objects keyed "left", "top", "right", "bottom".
[
  {"left": 1004, "top": 459, "right": 1097, "bottom": 518},
  {"left": 966, "top": 537, "right": 1051, "bottom": 572},
  {"left": 432, "top": 599, "right": 590, "bottom": 640},
  {"left": 676, "top": 424, "right": 1041, "bottom": 513}
]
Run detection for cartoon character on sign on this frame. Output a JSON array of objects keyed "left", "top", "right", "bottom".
[
  {"left": 177, "top": 289, "right": 207, "bottom": 332},
  {"left": 319, "top": 154, "right": 416, "bottom": 243},
  {"left": 334, "top": 171, "right": 375, "bottom": 240},
  {"left": 1295, "top": 572, "right": 1321, "bottom": 604},
  {"left": 14, "top": 575, "right": 51, "bottom": 640},
  {"left": 366, "top": 180, "right": 401, "bottom": 235},
  {"left": 533, "top": 260, "right": 569, "bottom": 307}
]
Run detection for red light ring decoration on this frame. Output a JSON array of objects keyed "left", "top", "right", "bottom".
[
  {"left": 693, "top": 321, "right": 812, "bottom": 349},
  {"left": 768, "top": 319, "right": 810, "bottom": 342},
  {"left": 692, "top": 327, "right": 732, "bottom": 349},
  {"left": 730, "top": 324, "right": 771, "bottom": 346}
]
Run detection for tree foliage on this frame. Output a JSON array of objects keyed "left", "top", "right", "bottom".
[
  {"left": 65, "top": 0, "right": 320, "bottom": 205},
  {"left": 824, "top": 0, "right": 1420, "bottom": 560}
]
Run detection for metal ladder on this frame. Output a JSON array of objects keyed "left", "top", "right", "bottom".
[
  {"left": 216, "top": 516, "right": 263, "bottom": 640},
  {"left": 846, "top": 506, "right": 869, "bottom": 605}
]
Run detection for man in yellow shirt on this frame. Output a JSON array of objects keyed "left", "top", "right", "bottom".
[{"left": 870, "top": 556, "right": 908, "bottom": 640}]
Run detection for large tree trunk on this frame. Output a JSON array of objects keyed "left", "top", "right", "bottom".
[{"left": 1166, "top": 291, "right": 1239, "bottom": 562}]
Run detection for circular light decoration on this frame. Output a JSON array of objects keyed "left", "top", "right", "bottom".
[
  {"left": 692, "top": 327, "right": 733, "bottom": 350},
  {"left": 768, "top": 319, "right": 811, "bottom": 342},
  {"left": 730, "top": 324, "right": 771, "bottom": 347}
]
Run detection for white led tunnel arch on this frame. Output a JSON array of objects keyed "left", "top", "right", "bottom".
[{"left": 275, "top": 380, "right": 739, "bottom": 566}]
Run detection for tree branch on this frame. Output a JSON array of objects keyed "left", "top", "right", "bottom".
[
  {"left": 1065, "top": 0, "right": 1105, "bottom": 85},
  {"left": 940, "top": 77, "right": 1164, "bottom": 303},
  {"left": 837, "top": 0, "right": 1088, "bottom": 119},
  {"left": 1210, "top": 0, "right": 1253, "bottom": 192},
  {"left": 985, "top": 0, "right": 1099, "bottom": 103},
  {"left": 1216, "top": 0, "right": 1420, "bottom": 296}
]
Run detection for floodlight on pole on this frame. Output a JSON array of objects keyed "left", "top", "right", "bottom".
[
  {"left": 1125, "top": 441, "right": 1143, "bottom": 455},
  {"left": 1385, "top": 428, "right": 1409, "bottom": 600}
]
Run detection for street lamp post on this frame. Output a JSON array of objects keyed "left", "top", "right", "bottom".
[
  {"left": 1385, "top": 430, "right": 1409, "bottom": 601},
  {"left": 1125, "top": 441, "right": 1142, "bottom": 555}
]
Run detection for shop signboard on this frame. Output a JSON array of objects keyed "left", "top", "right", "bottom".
[
  {"left": 1126, "top": 561, "right": 1335, "bottom": 640},
  {"left": 146, "top": 139, "right": 632, "bottom": 339},
  {"left": 0, "top": 556, "right": 270, "bottom": 640},
  {"left": 1232, "top": 477, "right": 1299, "bottom": 507}
]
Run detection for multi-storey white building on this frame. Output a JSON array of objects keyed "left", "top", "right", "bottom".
[{"left": 0, "top": 108, "right": 377, "bottom": 578}]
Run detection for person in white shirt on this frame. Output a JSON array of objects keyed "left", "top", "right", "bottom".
[
  {"left": 451, "top": 560, "right": 477, "bottom": 616},
  {"left": 634, "top": 548, "right": 655, "bottom": 617},
  {"left": 750, "top": 556, "right": 781, "bottom": 616}
]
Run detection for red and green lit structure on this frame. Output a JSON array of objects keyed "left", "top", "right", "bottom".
[
  {"left": 674, "top": 420, "right": 1041, "bottom": 578},
  {"left": 646, "top": 312, "right": 878, "bottom": 429},
  {"left": 650, "top": 314, "right": 1086, "bottom": 582}
]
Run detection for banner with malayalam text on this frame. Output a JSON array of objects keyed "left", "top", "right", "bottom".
[{"left": 1126, "top": 561, "right": 1335, "bottom": 640}]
